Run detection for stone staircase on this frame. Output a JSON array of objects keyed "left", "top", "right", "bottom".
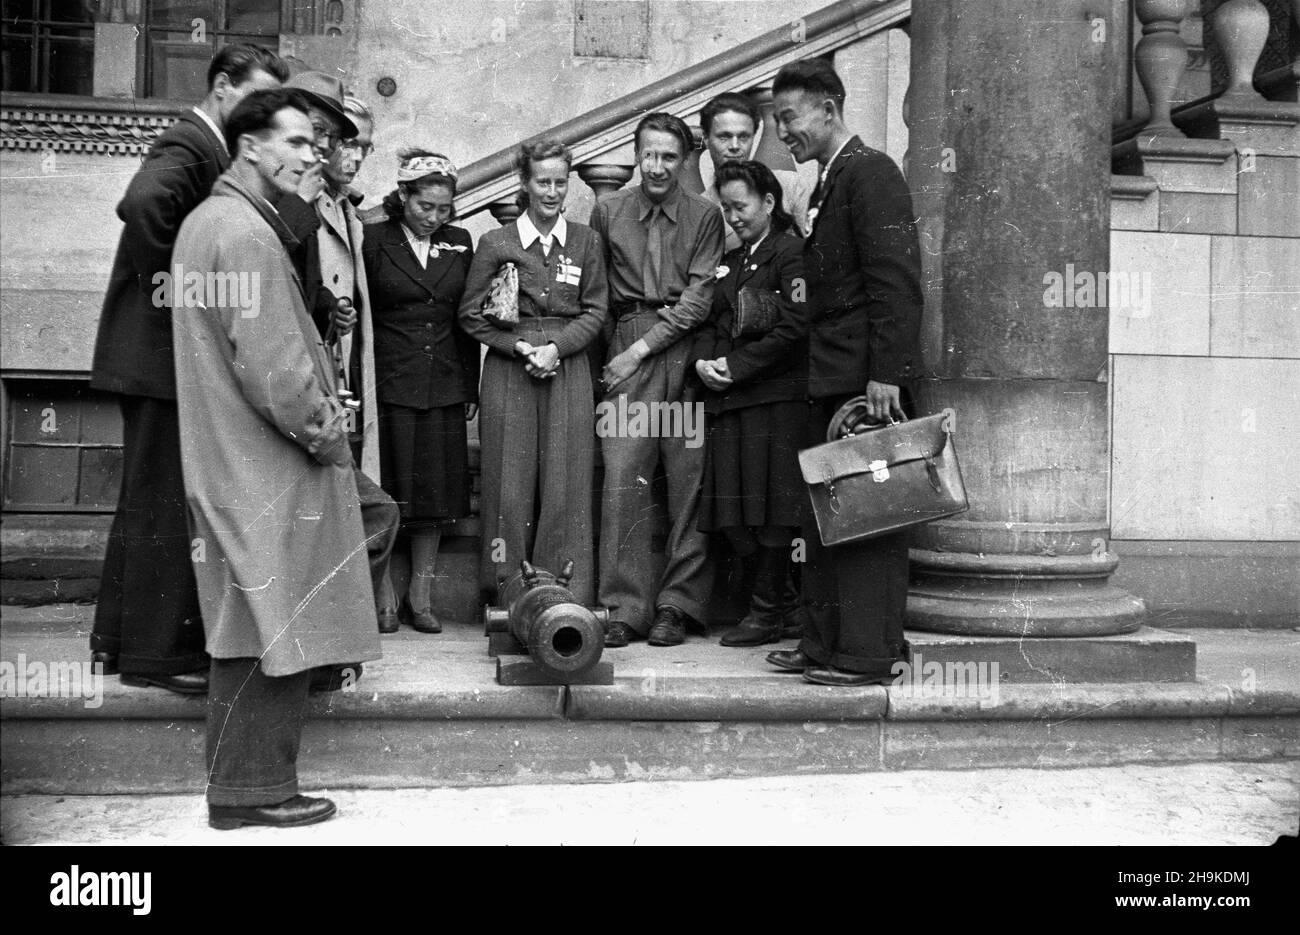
[{"left": 2, "top": 607, "right": 1295, "bottom": 794}]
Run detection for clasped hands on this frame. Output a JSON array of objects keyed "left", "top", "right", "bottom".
[
  {"left": 694, "top": 356, "right": 733, "bottom": 392},
  {"left": 515, "top": 340, "right": 559, "bottom": 380}
]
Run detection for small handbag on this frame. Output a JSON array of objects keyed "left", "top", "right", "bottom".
[
  {"left": 731, "top": 285, "right": 783, "bottom": 339},
  {"left": 798, "top": 399, "right": 968, "bottom": 546},
  {"left": 482, "top": 261, "right": 519, "bottom": 329}
]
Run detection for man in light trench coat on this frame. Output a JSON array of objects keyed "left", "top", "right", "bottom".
[{"left": 171, "top": 88, "right": 397, "bottom": 830}]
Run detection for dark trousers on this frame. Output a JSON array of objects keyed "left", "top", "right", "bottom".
[
  {"left": 205, "top": 657, "right": 312, "bottom": 807},
  {"left": 799, "top": 396, "right": 911, "bottom": 675},
  {"left": 91, "top": 394, "right": 206, "bottom": 676},
  {"left": 355, "top": 468, "right": 400, "bottom": 607}
]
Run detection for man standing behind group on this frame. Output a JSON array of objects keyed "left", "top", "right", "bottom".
[
  {"left": 766, "top": 59, "right": 923, "bottom": 687},
  {"left": 284, "top": 76, "right": 380, "bottom": 479},
  {"left": 591, "top": 113, "right": 724, "bottom": 648},
  {"left": 689, "top": 91, "right": 810, "bottom": 252},
  {"left": 88, "top": 44, "right": 287, "bottom": 694},
  {"left": 172, "top": 89, "right": 385, "bottom": 830}
]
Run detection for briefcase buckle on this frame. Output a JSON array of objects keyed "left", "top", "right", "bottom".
[
  {"left": 923, "top": 451, "right": 942, "bottom": 491},
  {"left": 868, "top": 459, "right": 890, "bottom": 483},
  {"left": 821, "top": 463, "right": 841, "bottom": 514}
]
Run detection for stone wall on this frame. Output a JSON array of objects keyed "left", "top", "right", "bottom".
[{"left": 1108, "top": 132, "right": 1300, "bottom": 625}]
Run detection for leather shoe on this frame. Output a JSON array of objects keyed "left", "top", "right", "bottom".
[
  {"left": 377, "top": 608, "right": 400, "bottom": 634},
  {"left": 765, "top": 649, "right": 815, "bottom": 672},
  {"left": 647, "top": 605, "right": 687, "bottom": 646},
  {"left": 604, "top": 620, "right": 638, "bottom": 648},
  {"left": 91, "top": 651, "right": 119, "bottom": 676},
  {"left": 802, "top": 665, "right": 893, "bottom": 687},
  {"left": 403, "top": 598, "right": 441, "bottom": 634},
  {"left": 719, "top": 618, "right": 782, "bottom": 647},
  {"left": 121, "top": 670, "right": 209, "bottom": 694},
  {"left": 208, "top": 794, "right": 337, "bottom": 831}
]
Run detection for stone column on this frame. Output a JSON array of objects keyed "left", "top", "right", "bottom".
[{"left": 905, "top": 0, "right": 1146, "bottom": 636}]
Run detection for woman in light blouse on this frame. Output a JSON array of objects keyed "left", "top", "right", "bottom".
[{"left": 459, "top": 139, "right": 608, "bottom": 606}]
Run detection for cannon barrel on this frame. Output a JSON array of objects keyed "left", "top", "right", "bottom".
[{"left": 484, "top": 561, "right": 608, "bottom": 681}]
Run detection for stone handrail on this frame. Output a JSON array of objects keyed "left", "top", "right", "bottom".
[
  {"left": 1113, "top": 0, "right": 1298, "bottom": 149},
  {"left": 453, "top": 0, "right": 911, "bottom": 220}
]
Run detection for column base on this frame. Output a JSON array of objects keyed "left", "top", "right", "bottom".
[{"left": 908, "top": 550, "right": 1147, "bottom": 637}]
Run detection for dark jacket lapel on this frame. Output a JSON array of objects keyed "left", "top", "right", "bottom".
[
  {"left": 178, "top": 109, "right": 231, "bottom": 174},
  {"left": 808, "top": 135, "right": 862, "bottom": 236},
  {"left": 719, "top": 247, "right": 746, "bottom": 308},
  {"left": 736, "top": 234, "right": 778, "bottom": 288},
  {"left": 422, "top": 232, "right": 467, "bottom": 295},
  {"left": 379, "top": 221, "right": 438, "bottom": 297}
]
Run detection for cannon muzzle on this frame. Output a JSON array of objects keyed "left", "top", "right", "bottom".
[{"left": 484, "top": 561, "right": 608, "bottom": 682}]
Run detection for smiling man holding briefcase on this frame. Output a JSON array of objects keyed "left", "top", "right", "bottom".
[{"left": 766, "top": 59, "right": 925, "bottom": 687}]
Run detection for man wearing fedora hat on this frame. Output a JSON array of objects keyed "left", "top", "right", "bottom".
[{"left": 275, "top": 72, "right": 397, "bottom": 650}]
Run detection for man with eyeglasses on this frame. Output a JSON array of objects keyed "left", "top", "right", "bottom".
[
  {"left": 333, "top": 97, "right": 375, "bottom": 208},
  {"left": 276, "top": 73, "right": 394, "bottom": 648}
]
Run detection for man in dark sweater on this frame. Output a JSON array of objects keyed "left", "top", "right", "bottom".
[{"left": 88, "top": 44, "right": 287, "bottom": 693}]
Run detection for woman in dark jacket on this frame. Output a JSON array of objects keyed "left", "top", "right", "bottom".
[
  {"left": 691, "top": 160, "right": 808, "bottom": 647},
  {"left": 362, "top": 149, "right": 479, "bottom": 634}
]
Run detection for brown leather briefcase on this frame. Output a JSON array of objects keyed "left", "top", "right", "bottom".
[{"left": 798, "top": 400, "right": 968, "bottom": 546}]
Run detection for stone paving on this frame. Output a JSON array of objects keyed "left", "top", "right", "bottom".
[{"left": 3, "top": 761, "right": 1298, "bottom": 845}]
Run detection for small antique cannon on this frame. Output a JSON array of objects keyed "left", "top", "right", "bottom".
[{"left": 484, "top": 560, "right": 613, "bottom": 685}]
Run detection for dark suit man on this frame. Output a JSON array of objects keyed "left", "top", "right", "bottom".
[
  {"left": 765, "top": 59, "right": 924, "bottom": 686},
  {"left": 88, "top": 45, "right": 287, "bottom": 693}
]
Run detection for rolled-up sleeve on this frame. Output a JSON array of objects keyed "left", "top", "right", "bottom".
[{"left": 640, "top": 206, "right": 724, "bottom": 355}]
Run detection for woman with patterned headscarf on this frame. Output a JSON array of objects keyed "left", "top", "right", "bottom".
[{"left": 362, "top": 149, "right": 478, "bottom": 634}]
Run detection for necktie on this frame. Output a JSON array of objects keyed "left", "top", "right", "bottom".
[{"left": 643, "top": 205, "right": 663, "bottom": 302}]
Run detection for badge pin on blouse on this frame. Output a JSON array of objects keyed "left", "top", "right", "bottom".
[{"left": 555, "top": 254, "right": 581, "bottom": 285}]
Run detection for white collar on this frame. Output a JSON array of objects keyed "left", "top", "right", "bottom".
[
  {"left": 819, "top": 136, "right": 852, "bottom": 181},
  {"left": 518, "top": 212, "right": 566, "bottom": 250},
  {"left": 191, "top": 106, "right": 228, "bottom": 156},
  {"left": 399, "top": 222, "right": 428, "bottom": 243},
  {"left": 747, "top": 231, "right": 769, "bottom": 255}
]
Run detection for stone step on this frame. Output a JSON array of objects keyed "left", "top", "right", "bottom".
[{"left": 2, "top": 624, "right": 1295, "bottom": 795}]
